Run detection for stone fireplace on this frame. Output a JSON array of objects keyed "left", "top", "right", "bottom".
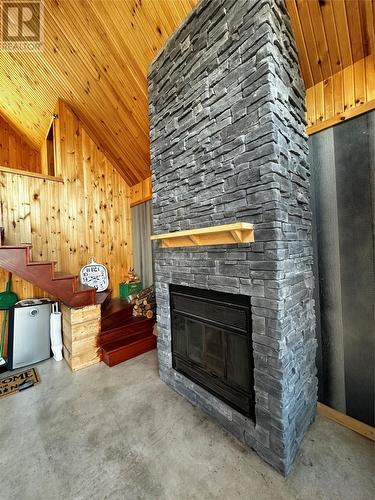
[{"left": 148, "top": 0, "right": 317, "bottom": 475}]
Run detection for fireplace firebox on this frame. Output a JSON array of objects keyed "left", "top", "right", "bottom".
[{"left": 170, "top": 285, "right": 255, "bottom": 420}]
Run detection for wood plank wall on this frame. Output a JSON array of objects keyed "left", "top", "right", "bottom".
[
  {"left": 130, "top": 177, "right": 152, "bottom": 207},
  {"left": 306, "top": 55, "right": 375, "bottom": 135},
  {"left": 0, "top": 114, "right": 41, "bottom": 173},
  {"left": 0, "top": 100, "right": 132, "bottom": 303}
]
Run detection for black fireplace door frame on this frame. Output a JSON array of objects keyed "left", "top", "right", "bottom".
[{"left": 170, "top": 284, "right": 255, "bottom": 421}]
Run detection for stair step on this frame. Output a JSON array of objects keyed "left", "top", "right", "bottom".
[
  {"left": 52, "top": 271, "right": 75, "bottom": 280},
  {"left": 101, "top": 331, "right": 157, "bottom": 367},
  {"left": 75, "top": 283, "right": 96, "bottom": 294},
  {"left": 102, "top": 330, "right": 152, "bottom": 351},
  {"left": 101, "top": 298, "right": 134, "bottom": 331},
  {"left": 27, "top": 260, "right": 56, "bottom": 267},
  {"left": 99, "top": 317, "right": 154, "bottom": 346},
  {"left": 0, "top": 245, "right": 96, "bottom": 308},
  {"left": 102, "top": 297, "right": 133, "bottom": 318},
  {"left": 96, "top": 289, "right": 112, "bottom": 310}
]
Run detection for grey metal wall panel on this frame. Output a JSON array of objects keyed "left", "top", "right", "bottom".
[
  {"left": 333, "top": 113, "right": 374, "bottom": 426},
  {"left": 310, "top": 128, "right": 346, "bottom": 412},
  {"left": 310, "top": 110, "right": 375, "bottom": 426}
]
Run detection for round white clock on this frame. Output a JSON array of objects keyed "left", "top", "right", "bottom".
[{"left": 80, "top": 258, "right": 109, "bottom": 292}]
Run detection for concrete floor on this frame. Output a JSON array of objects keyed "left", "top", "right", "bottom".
[{"left": 1, "top": 351, "right": 374, "bottom": 500}]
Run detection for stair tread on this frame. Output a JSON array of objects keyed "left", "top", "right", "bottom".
[
  {"left": 100, "top": 316, "right": 153, "bottom": 336},
  {"left": 102, "top": 298, "right": 133, "bottom": 319},
  {"left": 99, "top": 318, "right": 154, "bottom": 348},
  {"left": 101, "top": 331, "right": 154, "bottom": 353},
  {"left": 101, "top": 298, "right": 134, "bottom": 331},
  {"left": 101, "top": 332, "right": 157, "bottom": 367},
  {"left": 27, "top": 260, "right": 56, "bottom": 266},
  {"left": 53, "top": 271, "right": 75, "bottom": 280},
  {"left": 100, "top": 328, "right": 152, "bottom": 345},
  {"left": 75, "top": 283, "right": 96, "bottom": 293},
  {"left": 96, "top": 290, "right": 112, "bottom": 308}
]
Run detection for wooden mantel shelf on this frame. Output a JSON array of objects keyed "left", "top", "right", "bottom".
[{"left": 150, "top": 223, "right": 254, "bottom": 248}]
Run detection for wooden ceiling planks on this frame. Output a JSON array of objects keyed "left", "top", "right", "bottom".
[
  {"left": 286, "top": 0, "right": 315, "bottom": 88},
  {"left": 0, "top": 0, "right": 373, "bottom": 184},
  {"left": 0, "top": 0, "right": 197, "bottom": 185},
  {"left": 297, "top": 0, "right": 324, "bottom": 84},
  {"left": 287, "top": 0, "right": 374, "bottom": 87},
  {"left": 359, "top": 0, "right": 375, "bottom": 56},
  {"left": 43, "top": 1, "right": 150, "bottom": 182},
  {"left": 331, "top": 0, "right": 353, "bottom": 68},
  {"left": 319, "top": 0, "right": 343, "bottom": 73},
  {"left": 307, "top": 0, "right": 332, "bottom": 80}
]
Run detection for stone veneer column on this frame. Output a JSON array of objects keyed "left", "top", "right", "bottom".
[{"left": 148, "top": 0, "right": 317, "bottom": 474}]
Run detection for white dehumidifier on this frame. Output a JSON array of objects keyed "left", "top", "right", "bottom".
[{"left": 8, "top": 299, "right": 52, "bottom": 370}]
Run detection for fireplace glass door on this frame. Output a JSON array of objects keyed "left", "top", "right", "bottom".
[{"left": 170, "top": 285, "right": 255, "bottom": 419}]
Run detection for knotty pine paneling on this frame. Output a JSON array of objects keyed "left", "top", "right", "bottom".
[
  {"left": 0, "top": 100, "right": 132, "bottom": 305},
  {"left": 130, "top": 176, "right": 152, "bottom": 207},
  {"left": 0, "top": 114, "right": 41, "bottom": 173},
  {"left": 306, "top": 55, "right": 375, "bottom": 134}
]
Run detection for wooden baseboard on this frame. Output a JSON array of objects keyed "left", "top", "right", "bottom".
[{"left": 317, "top": 402, "right": 375, "bottom": 442}]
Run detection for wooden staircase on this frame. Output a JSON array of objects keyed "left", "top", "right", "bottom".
[
  {"left": 0, "top": 240, "right": 156, "bottom": 367},
  {"left": 0, "top": 244, "right": 96, "bottom": 307},
  {"left": 98, "top": 298, "right": 156, "bottom": 367}
]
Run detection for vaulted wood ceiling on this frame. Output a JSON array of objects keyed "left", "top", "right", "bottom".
[
  {"left": 0, "top": 0, "right": 373, "bottom": 185},
  {"left": 0, "top": 0, "right": 197, "bottom": 185}
]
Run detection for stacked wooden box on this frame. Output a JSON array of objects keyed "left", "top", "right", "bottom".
[{"left": 61, "top": 303, "right": 101, "bottom": 371}]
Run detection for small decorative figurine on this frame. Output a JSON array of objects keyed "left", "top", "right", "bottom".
[
  {"left": 80, "top": 258, "right": 109, "bottom": 292},
  {"left": 125, "top": 268, "right": 140, "bottom": 284}
]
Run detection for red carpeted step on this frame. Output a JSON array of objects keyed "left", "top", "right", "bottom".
[
  {"left": 101, "top": 298, "right": 134, "bottom": 332},
  {"left": 98, "top": 317, "right": 154, "bottom": 347},
  {"left": 100, "top": 331, "right": 156, "bottom": 367}
]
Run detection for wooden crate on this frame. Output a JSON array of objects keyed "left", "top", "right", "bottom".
[
  {"left": 61, "top": 303, "right": 101, "bottom": 371},
  {"left": 62, "top": 318, "right": 100, "bottom": 345},
  {"left": 62, "top": 329, "right": 99, "bottom": 353},
  {"left": 62, "top": 346, "right": 99, "bottom": 372},
  {"left": 61, "top": 303, "right": 101, "bottom": 324}
]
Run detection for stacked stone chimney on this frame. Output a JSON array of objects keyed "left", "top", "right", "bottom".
[{"left": 148, "top": 0, "right": 317, "bottom": 474}]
